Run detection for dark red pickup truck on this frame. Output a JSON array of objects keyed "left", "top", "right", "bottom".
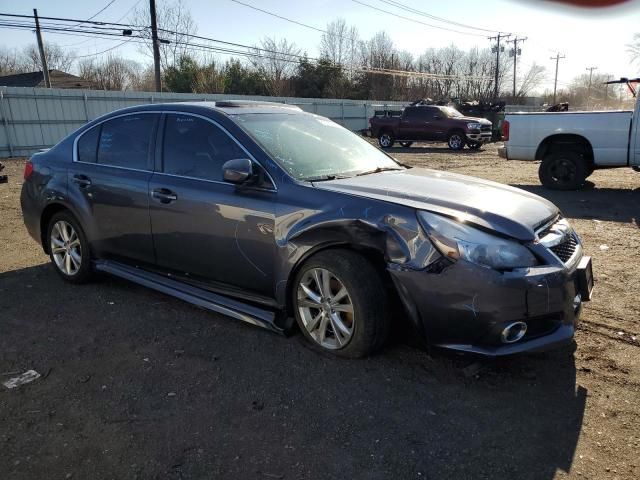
[{"left": 369, "top": 105, "right": 492, "bottom": 150}]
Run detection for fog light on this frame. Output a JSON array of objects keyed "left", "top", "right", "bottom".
[
  {"left": 573, "top": 293, "right": 582, "bottom": 311},
  {"left": 500, "top": 321, "right": 527, "bottom": 344}
]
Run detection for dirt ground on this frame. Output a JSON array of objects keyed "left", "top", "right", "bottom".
[{"left": 1, "top": 143, "right": 639, "bottom": 480}]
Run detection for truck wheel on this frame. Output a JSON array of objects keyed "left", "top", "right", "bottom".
[
  {"left": 378, "top": 131, "right": 395, "bottom": 148},
  {"left": 447, "top": 132, "right": 465, "bottom": 150},
  {"left": 539, "top": 151, "right": 588, "bottom": 190},
  {"left": 467, "top": 142, "right": 482, "bottom": 150},
  {"left": 399, "top": 141, "right": 413, "bottom": 148}
]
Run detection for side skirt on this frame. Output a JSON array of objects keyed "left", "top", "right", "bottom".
[{"left": 93, "top": 260, "right": 285, "bottom": 334}]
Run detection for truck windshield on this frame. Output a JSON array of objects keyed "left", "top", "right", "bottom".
[
  {"left": 234, "top": 113, "right": 403, "bottom": 181},
  {"left": 441, "top": 107, "right": 464, "bottom": 118}
]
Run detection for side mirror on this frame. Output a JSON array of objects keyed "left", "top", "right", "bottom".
[{"left": 223, "top": 158, "right": 254, "bottom": 184}]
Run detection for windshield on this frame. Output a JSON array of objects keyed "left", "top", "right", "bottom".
[
  {"left": 441, "top": 107, "right": 463, "bottom": 118},
  {"left": 234, "top": 113, "right": 402, "bottom": 181}
]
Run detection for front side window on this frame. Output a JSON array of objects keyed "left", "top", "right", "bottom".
[
  {"left": 97, "top": 114, "right": 157, "bottom": 169},
  {"left": 163, "top": 114, "right": 245, "bottom": 181},
  {"left": 77, "top": 125, "right": 100, "bottom": 163},
  {"left": 235, "top": 113, "right": 402, "bottom": 181}
]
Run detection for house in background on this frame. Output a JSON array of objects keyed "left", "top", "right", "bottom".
[{"left": 0, "top": 69, "right": 96, "bottom": 89}]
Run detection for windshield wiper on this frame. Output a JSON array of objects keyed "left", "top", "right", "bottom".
[
  {"left": 355, "top": 166, "right": 404, "bottom": 177},
  {"left": 304, "top": 174, "right": 352, "bottom": 182}
]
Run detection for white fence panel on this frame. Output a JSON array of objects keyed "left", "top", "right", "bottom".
[{"left": 0, "top": 86, "right": 409, "bottom": 158}]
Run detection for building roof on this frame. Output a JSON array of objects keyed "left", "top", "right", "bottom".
[{"left": 0, "top": 69, "right": 96, "bottom": 89}]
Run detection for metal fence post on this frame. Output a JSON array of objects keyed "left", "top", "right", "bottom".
[
  {"left": 0, "top": 90, "right": 14, "bottom": 157},
  {"left": 341, "top": 101, "right": 345, "bottom": 125},
  {"left": 83, "top": 93, "right": 90, "bottom": 121}
]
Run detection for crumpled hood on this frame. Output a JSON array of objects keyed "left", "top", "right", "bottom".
[{"left": 315, "top": 168, "right": 558, "bottom": 241}]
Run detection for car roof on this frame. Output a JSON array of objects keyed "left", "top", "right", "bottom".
[{"left": 118, "top": 100, "right": 304, "bottom": 116}]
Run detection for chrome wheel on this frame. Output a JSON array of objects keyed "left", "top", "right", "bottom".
[
  {"left": 448, "top": 134, "right": 463, "bottom": 150},
  {"left": 379, "top": 133, "right": 392, "bottom": 148},
  {"left": 50, "top": 220, "right": 82, "bottom": 276},
  {"left": 297, "top": 268, "right": 354, "bottom": 350}
]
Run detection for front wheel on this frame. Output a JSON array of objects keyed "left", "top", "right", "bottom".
[
  {"left": 292, "top": 250, "right": 390, "bottom": 358},
  {"left": 378, "top": 131, "right": 395, "bottom": 149},
  {"left": 47, "top": 211, "right": 93, "bottom": 283},
  {"left": 447, "top": 132, "right": 465, "bottom": 150},
  {"left": 539, "top": 151, "right": 588, "bottom": 190}
]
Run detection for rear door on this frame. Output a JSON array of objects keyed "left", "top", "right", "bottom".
[
  {"left": 70, "top": 112, "right": 159, "bottom": 264},
  {"left": 148, "top": 113, "right": 277, "bottom": 297}
]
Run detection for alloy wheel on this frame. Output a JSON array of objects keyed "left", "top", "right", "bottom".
[
  {"left": 549, "top": 158, "right": 577, "bottom": 186},
  {"left": 50, "top": 220, "right": 82, "bottom": 276},
  {"left": 297, "top": 267, "right": 354, "bottom": 350},
  {"left": 449, "top": 134, "right": 463, "bottom": 149},
  {"left": 380, "top": 134, "right": 392, "bottom": 148}
]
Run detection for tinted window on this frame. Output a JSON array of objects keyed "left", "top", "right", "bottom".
[
  {"left": 97, "top": 114, "right": 157, "bottom": 169},
  {"left": 163, "top": 114, "right": 245, "bottom": 181},
  {"left": 77, "top": 125, "right": 99, "bottom": 163}
]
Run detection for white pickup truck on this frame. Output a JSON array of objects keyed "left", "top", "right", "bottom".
[{"left": 499, "top": 80, "right": 639, "bottom": 190}]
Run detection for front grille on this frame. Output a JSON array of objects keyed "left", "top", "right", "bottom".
[
  {"left": 550, "top": 233, "right": 578, "bottom": 262},
  {"left": 481, "top": 125, "right": 491, "bottom": 132}
]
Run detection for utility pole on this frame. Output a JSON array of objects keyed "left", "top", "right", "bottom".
[
  {"left": 149, "top": 0, "right": 162, "bottom": 92},
  {"left": 586, "top": 66, "right": 597, "bottom": 107},
  {"left": 33, "top": 9, "right": 51, "bottom": 88},
  {"left": 509, "top": 36, "right": 527, "bottom": 99},
  {"left": 489, "top": 32, "right": 511, "bottom": 101},
  {"left": 550, "top": 53, "right": 565, "bottom": 105}
]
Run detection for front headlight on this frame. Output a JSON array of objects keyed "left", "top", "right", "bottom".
[
  {"left": 417, "top": 211, "right": 538, "bottom": 270},
  {"left": 467, "top": 122, "right": 482, "bottom": 130}
]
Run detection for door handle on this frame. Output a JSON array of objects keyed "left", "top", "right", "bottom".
[
  {"left": 72, "top": 174, "right": 91, "bottom": 188},
  {"left": 151, "top": 188, "right": 178, "bottom": 204}
]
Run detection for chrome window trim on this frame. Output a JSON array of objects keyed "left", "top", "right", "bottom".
[{"left": 72, "top": 109, "right": 278, "bottom": 192}]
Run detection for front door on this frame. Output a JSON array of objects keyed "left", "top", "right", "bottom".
[
  {"left": 149, "top": 113, "right": 277, "bottom": 298},
  {"left": 69, "top": 112, "right": 159, "bottom": 264}
]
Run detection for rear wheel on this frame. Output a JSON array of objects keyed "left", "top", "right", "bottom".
[
  {"left": 399, "top": 141, "right": 413, "bottom": 148},
  {"left": 292, "top": 250, "right": 390, "bottom": 358},
  {"left": 47, "top": 211, "right": 93, "bottom": 283},
  {"left": 378, "top": 131, "right": 395, "bottom": 149},
  {"left": 539, "top": 151, "right": 588, "bottom": 190},
  {"left": 467, "top": 142, "right": 482, "bottom": 150},
  {"left": 447, "top": 132, "right": 465, "bottom": 150}
]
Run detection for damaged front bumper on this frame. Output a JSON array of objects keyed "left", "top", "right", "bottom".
[{"left": 389, "top": 257, "right": 585, "bottom": 357}]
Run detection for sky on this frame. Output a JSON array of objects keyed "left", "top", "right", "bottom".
[{"left": 0, "top": 0, "right": 639, "bottom": 93}]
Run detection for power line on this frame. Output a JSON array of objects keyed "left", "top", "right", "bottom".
[
  {"left": 350, "top": 0, "right": 487, "bottom": 37},
  {"left": 74, "top": 37, "right": 135, "bottom": 58},
  {"left": 229, "top": 0, "right": 328, "bottom": 35},
  {"left": 376, "top": 0, "right": 501, "bottom": 34}
]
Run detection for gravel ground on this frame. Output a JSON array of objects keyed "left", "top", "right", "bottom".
[{"left": 0, "top": 143, "right": 639, "bottom": 480}]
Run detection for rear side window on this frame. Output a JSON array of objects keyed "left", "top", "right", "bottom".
[
  {"left": 97, "top": 114, "right": 158, "bottom": 170},
  {"left": 77, "top": 126, "right": 100, "bottom": 163},
  {"left": 162, "top": 114, "right": 245, "bottom": 181}
]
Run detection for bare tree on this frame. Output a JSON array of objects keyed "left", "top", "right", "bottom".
[
  {"left": 319, "top": 18, "right": 360, "bottom": 73},
  {"left": 78, "top": 55, "right": 142, "bottom": 90},
  {"left": 0, "top": 47, "right": 26, "bottom": 75},
  {"left": 22, "top": 43, "right": 75, "bottom": 72},
  {"left": 250, "top": 37, "right": 300, "bottom": 96},
  {"left": 627, "top": 33, "right": 640, "bottom": 65},
  {"left": 132, "top": 0, "right": 197, "bottom": 69},
  {"left": 193, "top": 55, "right": 225, "bottom": 93},
  {"left": 515, "top": 63, "right": 546, "bottom": 99}
]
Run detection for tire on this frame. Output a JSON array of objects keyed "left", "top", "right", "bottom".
[
  {"left": 399, "top": 141, "right": 413, "bottom": 148},
  {"left": 468, "top": 142, "right": 482, "bottom": 150},
  {"left": 378, "top": 131, "right": 395, "bottom": 149},
  {"left": 538, "top": 151, "right": 588, "bottom": 190},
  {"left": 46, "top": 211, "right": 93, "bottom": 284},
  {"left": 447, "top": 132, "right": 465, "bottom": 150},
  {"left": 292, "top": 249, "right": 390, "bottom": 358}
]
